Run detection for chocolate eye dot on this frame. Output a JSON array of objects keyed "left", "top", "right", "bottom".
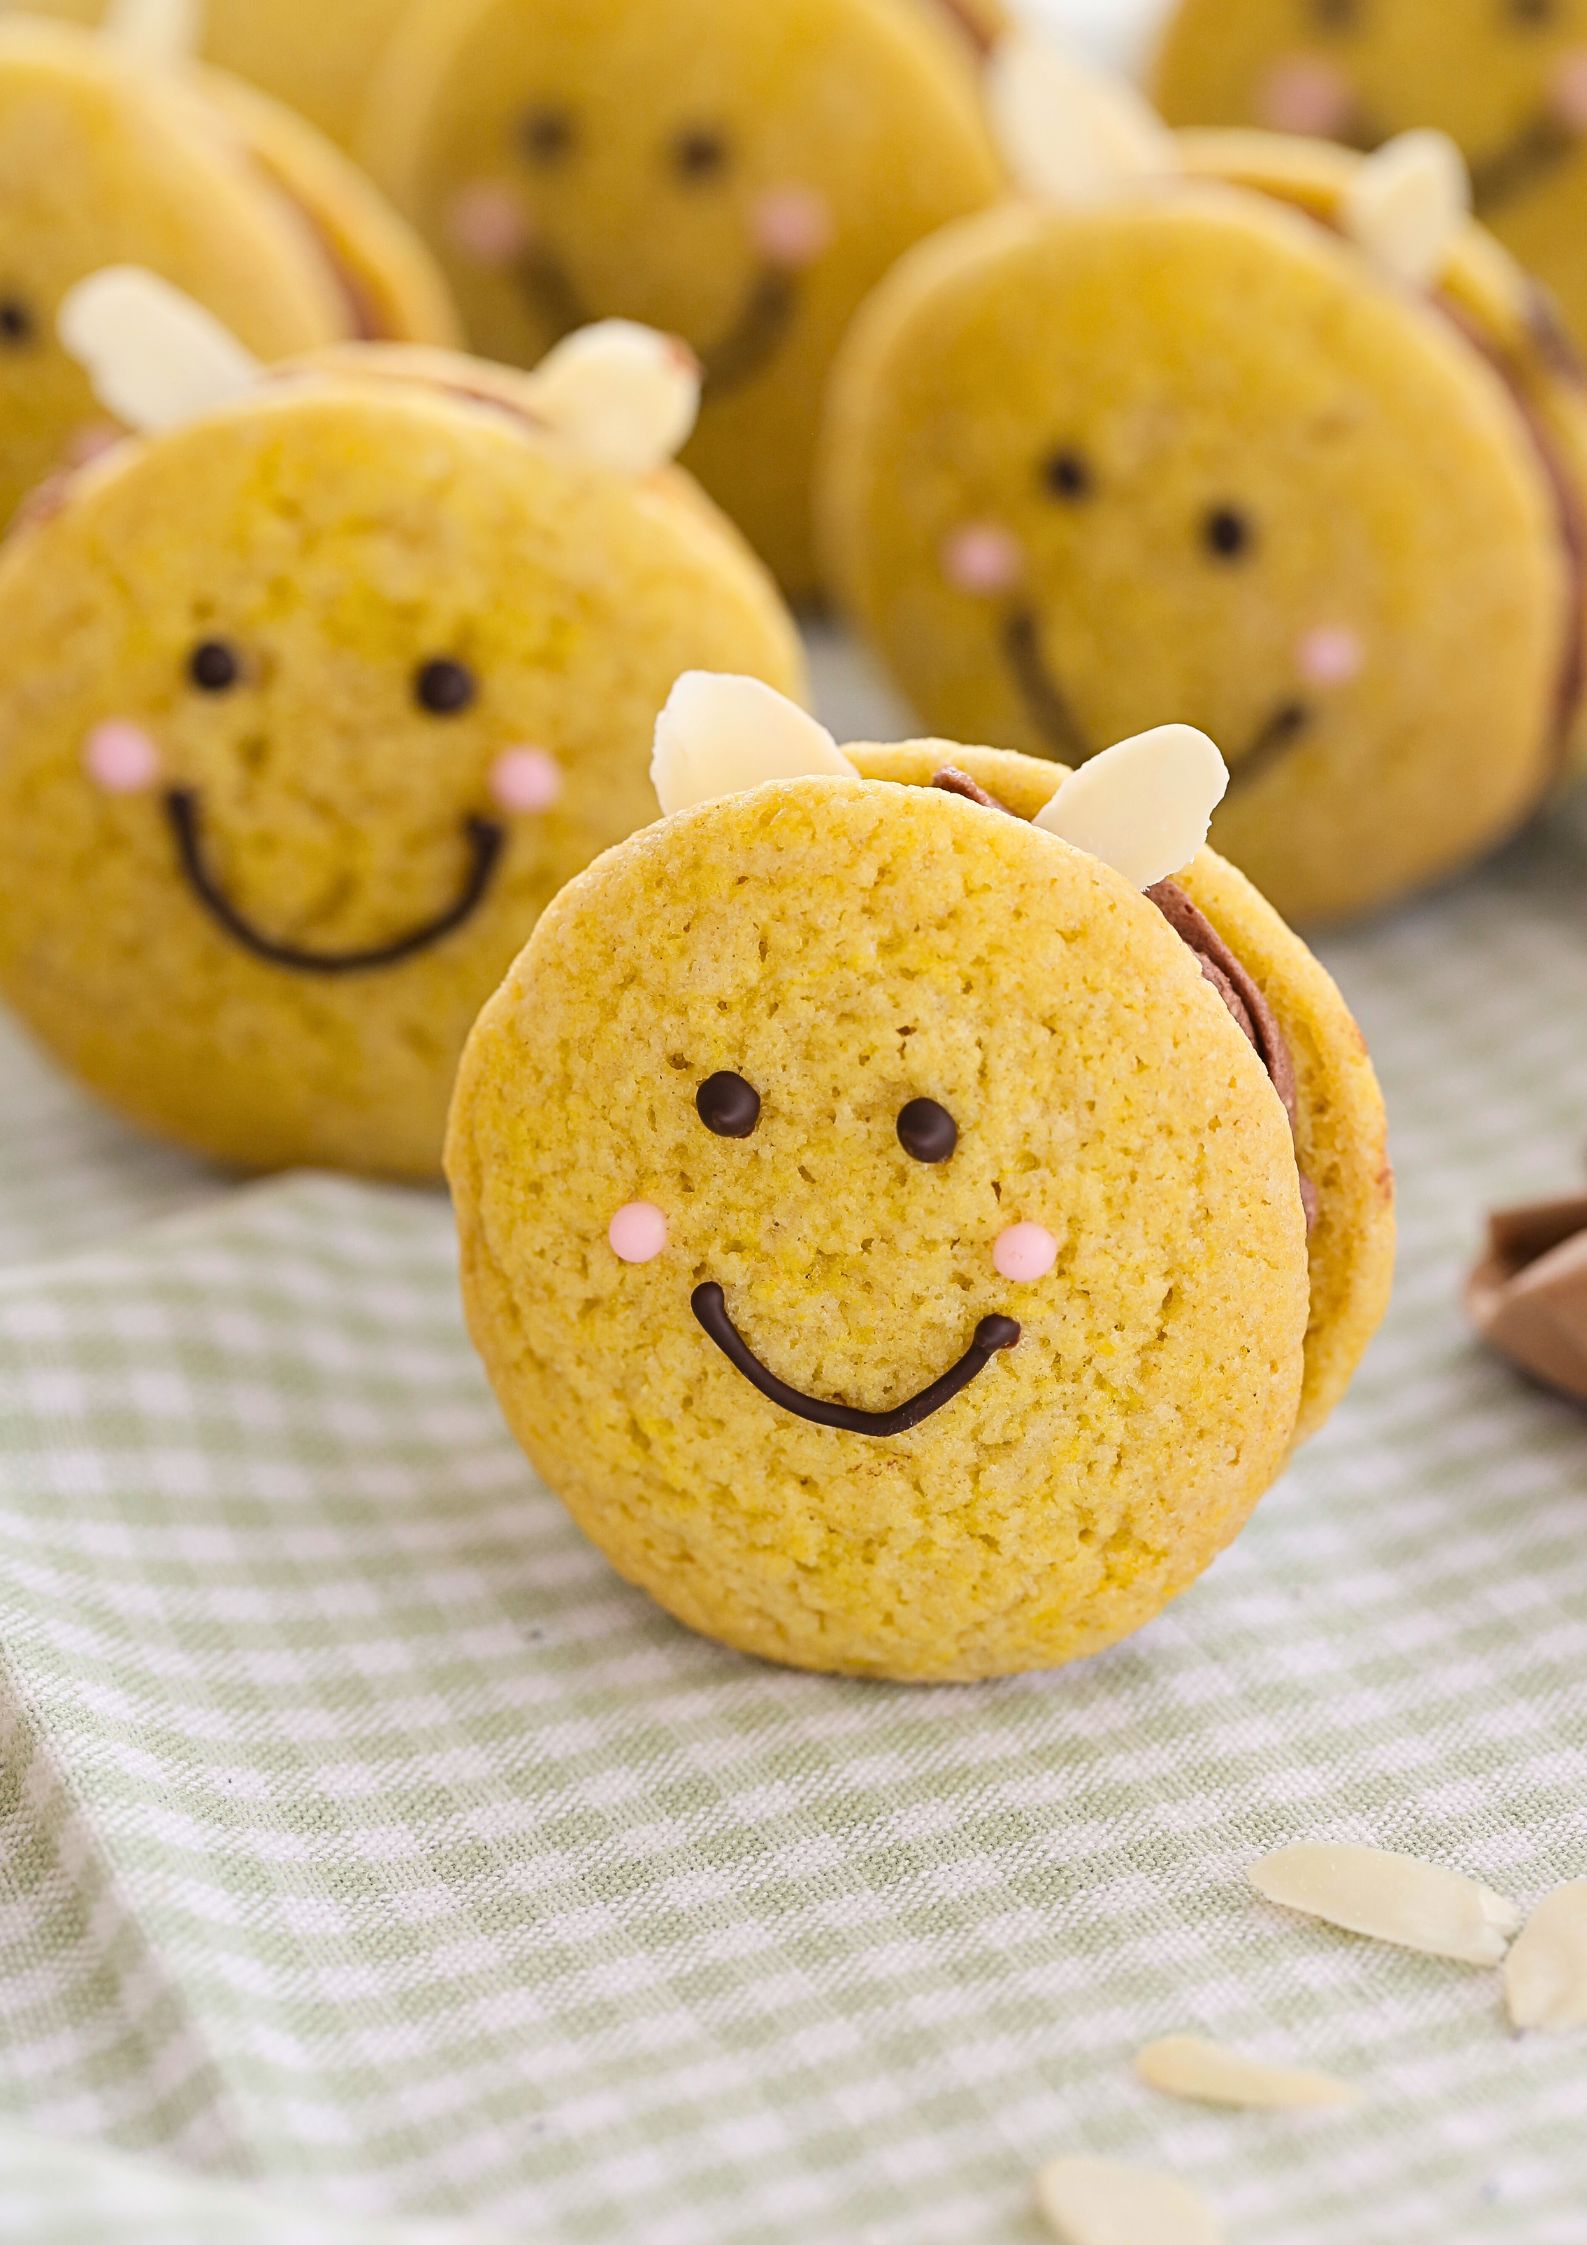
[
  {"left": 897, "top": 1098, "right": 958, "bottom": 1165},
  {"left": 1312, "top": 0, "right": 1358, "bottom": 25},
  {"left": 519, "top": 106, "right": 575, "bottom": 163},
  {"left": 415, "top": 658, "right": 477, "bottom": 717},
  {"left": 673, "top": 125, "right": 730, "bottom": 180},
  {"left": 697, "top": 1071, "right": 761, "bottom": 1139},
  {"left": 1041, "top": 448, "right": 1094, "bottom": 503},
  {"left": 1510, "top": 0, "right": 1554, "bottom": 23},
  {"left": 189, "top": 639, "right": 241, "bottom": 693},
  {"left": 0, "top": 297, "right": 34, "bottom": 346},
  {"left": 1203, "top": 506, "right": 1255, "bottom": 562}
]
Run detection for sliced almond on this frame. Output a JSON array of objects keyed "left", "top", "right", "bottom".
[
  {"left": 104, "top": 0, "right": 201, "bottom": 64},
  {"left": 1250, "top": 1843, "right": 1521, "bottom": 1966},
  {"left": 1505, "top": 1881, "right": 1587, "bottom": 2033},
  {"left": 1342, "top": 131, "right": 1471, "bottom": 289},
  {"left": 58, "top": 267, "right": 263, "bottom": 436},
  {"left": 1136, "top": 2033, "right": 1358, "bottom": 2110},
  {"left": 1036, "top": 2157, "right": 1224, "bottom": 2245},
  {"left": 1034, "top": 724, "right": 1228, "bottom": 889},
  {"left": 651, "top": 673, "right": 855, "bottom": 818},
  {"left": 526, "top": 320, "right": 700, "bottom": 476},
  {"left": 987, "top": 31, "right": 1179, "bottom": 209}
]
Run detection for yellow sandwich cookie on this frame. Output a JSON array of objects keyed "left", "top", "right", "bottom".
[
  {"left": 1154, "top": 0, "right": 1587, "bottom": 354},
  {"left": 0, "top": 277, "right": 802, "bottom": 1178},
  {"left": 362, "top": 0, "right": 1002, "bottom": 599},
  {"left": 7, "top": 0, "right": 411, "bottom": 147},
  {"left": 448, "top": 676, "right": 1392, "bottom": 1683},
  {"left": 822, "top": 43, "right": 1587, "bottom": 923},
  {"left": 0, "top": 8, "right": 455, "bottom": 525}
]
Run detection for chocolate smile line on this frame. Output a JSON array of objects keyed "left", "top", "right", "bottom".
[
  {"left": 1002, "top": 609, "right": 1311, "bottom": 791},
  {"left": 691, "top": 1281, "right": 1021, "bottom": 1438},
  {"left": 165, "top": 790, "right": 505, "bottom": 976},
  {"left": 520, "top": 251, "right": 798, "bottom": 397}
]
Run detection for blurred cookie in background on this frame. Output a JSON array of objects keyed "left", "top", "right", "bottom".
[
  {"left": 2, "top": 0, "right": 408, "bottom": 146},
  {"left": 1153, "top": 0, "right": 1587, "bottom": 349},
  {"left": 0, "top": 7, "right": 455, "bottom": 525},
  {"left": 0, "top": 277, "right": 802, "bottom": 1177},
  {"left": 821, "top": 44, "right": 1587, "bottom": 924},
  {"left": 361, "top": 0, "right": 1003, "bottom": 600}
]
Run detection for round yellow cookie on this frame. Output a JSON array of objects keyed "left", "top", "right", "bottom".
[
  {"left": 1154, "top": 0, "right": 1587, "bottom": 353},
  {"left": 0, "top": 17, "right": 455, "bottom": 525},
  {"left": 3, "top": 0, "right": 408, "bottom": 146},
  {"left": 0, "top": 352, "right": 803, "bottom": 1179},
  {"left": 821, "top": 134, "right": 1587, "bottom": 924},
  {"left": 361, "top": 0, "right": 1002, "bottom": 599},
  {"left": 447, "top": 716, "right": 1392, "bottom": 1684}
]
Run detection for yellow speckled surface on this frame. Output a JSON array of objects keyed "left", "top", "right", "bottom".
[
  {"left": 442, "top": 740, "right": 1387, "bottom": 1683},
  {"left": 0, "top": 19, "right": 455, "bottom": 525},
  {"left": 0, "top": 361, "right": 803, "bottom": 1178},
  {"left": 362, "top": 0, "right": 1002, "bottom": 599},
  {"left": 821, "top": 144, "right": 1587, "bottom": 924},
  {"left": 1154, "top": 0, "right": 1587, "bottom": 354}
]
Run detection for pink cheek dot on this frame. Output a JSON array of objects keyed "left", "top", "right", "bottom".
[
  {"left": 84, "top": 721, "right": 160, "bottom": 795},
  {"left": 490, "top": 745, "right": 563, "bottom": 815},
  {"left": 65, "top": 420, "right": 122, "bottom": 469},
  {"left": 1297, "top": 626, "right": 1364, "bottom": 688},
  {"left": 1552, "top": 50, "right": 1587, "bottom": 132},
  {"left": 1257, "top": 57, "right": 1356, "bottom": 137},
  {"left": 941, "top": 522, "right": 1024, "bottom": 597},
  {"left": 446, "top": 181, "right": 533, "bottom": 268},
  {"left": 609, "top": 1202, "right": 669, "bottom": 1265},
  {"left": 751, "top": 185, "right": 834, "bottom": 271},
  {"left": 994, "top": 1223, "right": 1059, "bottom": 1286}
]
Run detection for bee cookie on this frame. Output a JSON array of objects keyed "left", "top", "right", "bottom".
[
  {"left": 447, "top": 675, "right": 1393, "bottom": 1684},
  {"left": 1154, "top": 0, "right": 1587, "bottom": 354},
  {"left": 821, "top": 42, "right": 1587, "bottom": 923},
  {"left": 3, "top": 0, "right": 409, "bottom": 147},
  {"left": 0, "top": 6, "right": 455, "bottom": 524},
  {"left": 361, "top": 0, "right": 1002, "bottom": 598},
  {"left": 0, "top": 276, "right": 802, "bottom": 1178}
]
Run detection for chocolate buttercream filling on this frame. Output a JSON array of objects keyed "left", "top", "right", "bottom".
[{"left": 932, "top": 767, "right": 1316, "bottom": 1225}]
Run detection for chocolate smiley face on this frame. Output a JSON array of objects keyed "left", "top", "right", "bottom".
[
  {"left": 448, "top": 760, "right": 1313, "bottom": 1683},
  {"left": 825, "top": 188, "right": 1578, "bottom": 922},
  {"left": 1155, "top": 0, "right": 1587, "bottom": 344},
  {"left": 365, "top": 0, "right": 1000, "bottom": 594},
  {"left": 0, "top": 374, "right": 802, "bottom": 1177}
]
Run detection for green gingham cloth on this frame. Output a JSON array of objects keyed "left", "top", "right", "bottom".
[{"left": 2, "top": 628, "right": 1587, "bottom": 2245}]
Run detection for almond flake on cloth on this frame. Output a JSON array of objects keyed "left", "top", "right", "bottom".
[
  {"left": 1135, "top": 2033, "right": 1358, "bottom": 2110},
  {"left": 1035, "top": 2156, "right": 1224, "bottom": 2245},
  {"left": 1250, "top": 1843, "right": 1522, "bottom": 1965},
  {"left": 1468, "top": 1191, "right": 1587, "bottom": 1406},
  {"left": 1506, "top": 1881, "right": 1587, "bottom": 2033}
]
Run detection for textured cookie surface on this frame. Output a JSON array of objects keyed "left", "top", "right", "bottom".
[
  {"left": 822, "top": 179, "right": 1574, "bottom": 922},
  {"left": 1154, "top": 0, "right": 1587, "bottom": 351},
  {"left": 850, "top": 743, "right": 1395, "bottom": 1447},
  {"left": 363, "top": 0, "right": 1001, "bottom": 596},
  {"left": 0, "top": 20, "right": 453, "bottom": 525},
  {"left": 0, "top": 372, "right": 802, "bottom": 1177},
  {"left": 448, "top": 768, "right": 1312, "bottom": 1683}
]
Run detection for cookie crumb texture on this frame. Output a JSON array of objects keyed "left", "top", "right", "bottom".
[
  {"left": 0, "top": 380, "right": 801, "bottom": 1177},
  {"left": 363, "top": 0, "right": 1000, "bottom": 597},
  {"left": 449, "top": 776, "right": 1311, "bottom": 1683}
]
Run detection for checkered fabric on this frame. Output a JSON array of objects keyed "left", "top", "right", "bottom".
[{"left": 2, "top": 608, "right": 1587, "bottom": 2244}]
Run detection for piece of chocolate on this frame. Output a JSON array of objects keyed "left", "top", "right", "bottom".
[{"left": 1470, "top": 1190, "right": 1587, "bottom": 1407}]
